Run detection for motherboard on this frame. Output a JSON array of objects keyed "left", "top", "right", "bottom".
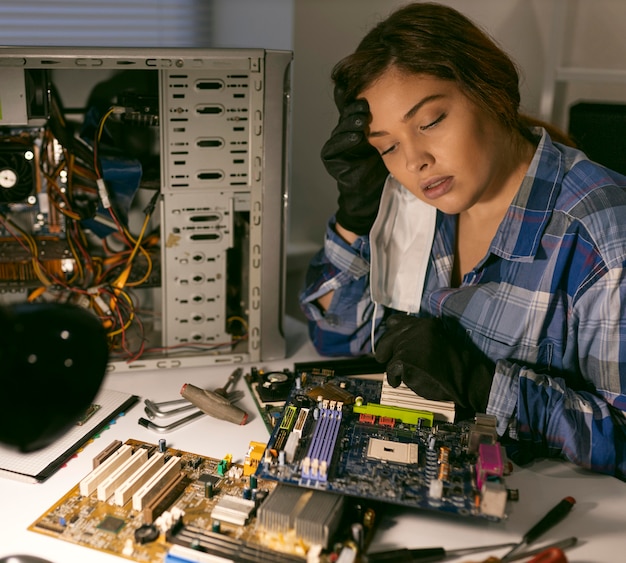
[
  {"left": 29, "top": 439, "right": 378, "bottom": 563},
  {"left": 255, "top": 361, "right": 514, "bottom": 522}
]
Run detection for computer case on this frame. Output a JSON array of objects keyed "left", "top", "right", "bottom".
[{"left": 0, "top": 47, "right": 291, "bottom": 371}]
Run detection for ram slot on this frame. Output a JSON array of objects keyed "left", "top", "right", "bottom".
[
  {"left": 114, "top": 452, "right": 164, "bottom": 507},
  {"left": 316, "top": 409, "right": 342, "bottom": 481},
  {"left": 79, "top": 444, "right": 132, "bottom": 496},
  {"left": 302, "top": 407, "right": 342, "bottom": 482},
  {"left": 168, "top": 524, "right": 305, "bottom": 563},
  {"left": 97, "top": 448, "right": 148, "bottom": 501},
  {"left": 132, "top": 456, "right": 182, "bottom": 511}
]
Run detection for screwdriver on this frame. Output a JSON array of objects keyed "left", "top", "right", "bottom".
[
  {"left": 365, "top": 541, "right": 517, "bottom": 562},
  {"left": 499, "top": 496, "right": 576, "bottom": 563}
]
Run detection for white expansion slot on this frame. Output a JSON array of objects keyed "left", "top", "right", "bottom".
[
  {"left": 132, "top": 456, "right": 181, "bottom": 511},
  {"left": 114, "top": 452, "right": 164, "bottom": 507},
  {"left": 97, "top": 449, "right": 148, "bottom": 501},
  {"left": 79, "top": 444, "right": 132, "bottom": 497}
]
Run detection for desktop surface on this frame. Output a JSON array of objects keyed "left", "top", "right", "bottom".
[{"left": 0, "top": 320, "right": 624, "bottom": 563}]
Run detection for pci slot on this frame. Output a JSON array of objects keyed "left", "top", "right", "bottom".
[
  {"left": 143, "top": 472, "right": 190, "bottom": 524},
  {"left": 114, "top": 452, "right": 165, "bottom": 506},
  {"left": 97, "top": 449, "right": 148, "bottom": 501},
  {"left": 132, "top": 456, "right": 182, "bottom": 511},
  {"left": 79, "top": 444, "right": 133, "bottom": 496}
]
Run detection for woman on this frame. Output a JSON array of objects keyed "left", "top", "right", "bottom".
[{"left": 299, "top": 2, "right": 626, "bottom": 479}]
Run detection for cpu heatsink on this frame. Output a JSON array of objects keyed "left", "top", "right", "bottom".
[{"left": 257, "top": 484, "right": 343, "bottom": 549}]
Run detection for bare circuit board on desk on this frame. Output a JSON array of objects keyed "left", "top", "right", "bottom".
[
  {"left": 255, "top": 361, "right": 515, "bottom": 522},
  {"left": 29, "top": 438, "right": 379, "bottom": 563}
]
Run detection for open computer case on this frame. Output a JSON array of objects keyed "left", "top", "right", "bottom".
[{"left": 0, "top": 47, "right": 291, "bottom": 371}]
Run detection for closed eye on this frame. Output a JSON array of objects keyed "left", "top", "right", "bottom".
[{"left": 420, "top": 112, "right": 446, "bottom": 131}]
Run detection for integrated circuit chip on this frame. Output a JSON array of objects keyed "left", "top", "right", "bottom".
[{"left": 96, "top": 515, "right": 126, "bottom": 534}]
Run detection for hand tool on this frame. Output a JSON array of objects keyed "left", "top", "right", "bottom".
[
  {"left": 140, "top": 368, "right": 246, "bottom": 431},
  {"left": 180, "top": 383, "right": 248, "bottom": 425},
  {"left": 499, "top": 497, "right": 576, "bottom": 563},
  {"left": 180, "top": 367, "right": 248, "bottom": 425},
  {"left": 489, "top": 537, "right": 576, "bottom": 563},
  {"left": 366, "top": 535, "right": 577, "bottom": 563},
  {"left": 143, "top": 398, "right": 196, "bottom": 419},
  {"left": 138, "top": 409, "right": 205, "bottom": 433},
  {"left": 143, "top": 390, "right": 244, "bottom": 420},
  {"left": 365, "top": 541, "right": 517, "bottom": 562}
]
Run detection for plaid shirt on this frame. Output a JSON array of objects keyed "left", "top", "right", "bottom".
[{"left": 300, "top": 129, "right": 626, "bottom": 479}]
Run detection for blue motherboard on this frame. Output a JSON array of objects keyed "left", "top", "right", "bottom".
[{"left": 256, "top": 359, "right": 514, "bottom": 522}]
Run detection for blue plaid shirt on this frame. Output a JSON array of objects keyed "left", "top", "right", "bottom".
[{"left": 300, "top": 129, "right": 626, "bottom": 479}]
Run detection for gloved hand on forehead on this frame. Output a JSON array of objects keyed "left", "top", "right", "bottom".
[
  {"left": 321, "top": 85, "right": 389, "bottom": 236},
  {"left": 374, "top": 314, "right": 495, "bottom": 414}
]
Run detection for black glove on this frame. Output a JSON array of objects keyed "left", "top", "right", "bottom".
[
  {"left": 374, "top": 314, "right": 495, "bottom": 414},
  {"left": 321, "top": 87, "right": 389, "bottom": 235}
]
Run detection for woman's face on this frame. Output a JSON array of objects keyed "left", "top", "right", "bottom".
[{"left": 361, "top": 68, "right": 517, "bottom": 215}]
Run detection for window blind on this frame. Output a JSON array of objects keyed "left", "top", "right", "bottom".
[{"left": 0, "top": 0, "right": 213, "bottom": 47}]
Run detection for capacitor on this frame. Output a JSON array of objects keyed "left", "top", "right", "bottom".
[
  {"left": 212, "top": 520, "right": 221, "bottom": 533},
  {"left": 205, "top": 481, "right": 214, "bottom": 498},
  {"left": 249, "top": 475, "right": 258, "bottom": 489},
  {"left": 253, "top": 489, "right": 267, "bottom": 511},
  {"left": 159, "top": 438, "right": 167, "bottom": 453},
  {"left": 351, "top": 522, "right": 364, "bottom": 551}
]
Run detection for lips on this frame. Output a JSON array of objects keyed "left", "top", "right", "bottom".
[{"left": 421, "top": 176, "right": 453, "bottom": 199}]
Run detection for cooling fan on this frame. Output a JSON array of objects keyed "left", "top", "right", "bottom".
[{"left": 0, "top": 144, "right": 36, "bottom": 203}]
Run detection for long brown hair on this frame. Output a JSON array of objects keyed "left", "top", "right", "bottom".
[{"left": 332, "top": 2, "right": 573, "bottom": 145}]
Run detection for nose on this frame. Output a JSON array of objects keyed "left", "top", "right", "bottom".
[{"left": 404, "top": 142, "right": 433, "bottom": 173}]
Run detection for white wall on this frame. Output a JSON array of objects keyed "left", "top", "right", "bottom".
[{"left": 211, "top": 0, "right": 294, "bottom": 50}]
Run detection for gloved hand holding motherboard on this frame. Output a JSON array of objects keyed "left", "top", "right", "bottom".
[{"left": 375, "top": 314, "right": 495, "bottom": 414}]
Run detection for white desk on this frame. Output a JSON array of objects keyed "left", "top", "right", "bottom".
[{"left": 0, "top": 320, "right": 624, "bottom": 563}]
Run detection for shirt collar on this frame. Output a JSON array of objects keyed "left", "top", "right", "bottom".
[{"left": 490, "top": 127, "right": 565, "bottom": 261}]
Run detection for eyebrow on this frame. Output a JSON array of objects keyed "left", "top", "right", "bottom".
[{"left": 368, "top": 94, "right": 445, "bottom": 138}]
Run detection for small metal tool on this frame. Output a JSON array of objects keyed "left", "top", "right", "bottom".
[
  {"left": 143, "top": 398, "right": 196, "bottom": 420},
  {"left": 139, "top": 368, "right": 246, "bottom": 433},
  {"left": 138, "top": 409, "right": 205, "bottom": 433}
]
